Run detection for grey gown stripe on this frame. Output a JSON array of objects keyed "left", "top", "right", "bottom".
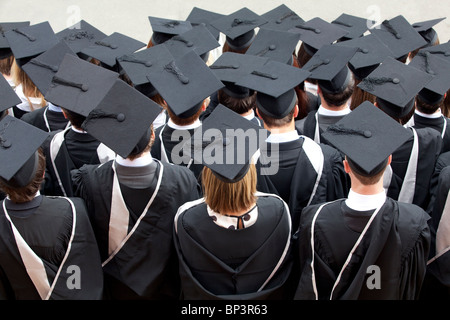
[{"left": 397, "top": 128, "right": 419, "bottom": 203}]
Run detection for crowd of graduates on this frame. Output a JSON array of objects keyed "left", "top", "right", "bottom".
[{"left": 0, "top": 4, "right": 448, "bottom": 300}]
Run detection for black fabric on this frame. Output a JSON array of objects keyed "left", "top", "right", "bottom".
[
  {"left": 174, "top": 194, "right": 294, "bottom": 299},
  {"left": 72, "top": 160, "right": 200, "bottom": 299},
  {"left": 20, "top": 106, "right": 69, "bottom": 132},
  {"left": 295, "top": 198, "right": 431, "bottom": 300},
  {"left": 412, "top": 113, "right": 450, "bottom": 153}
]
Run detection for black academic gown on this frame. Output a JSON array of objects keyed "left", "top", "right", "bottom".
[
  {"left": 408, "top": 113, "right": 450, "bottom": 154},
  {"left": 295, "top": 198, "right": 431, "bottom": 300},
  {"left": 420, "top": 166, "right": 450, "bottom": 299},
  {"left": 151, "top": 124, "right": 204, "bottom": 180},
  {"left": 20, "top": 106, "right": 70, "bottom": 133},
  {"left": 385, "top": 127, "right": 442, "bottom": 211},
  {"left": 256, "top": 136, "right": 349, "bottom": 232},
  {"left": 173, "top": 193, "right": 295, "bottom": 299},
  {"left": 0, "top": 196, "right": 103, "bottom": 300},
  {"left": 72, "top": 159, "right": 200, "bottom": 299},
  {"left": 42, "top": 127, "right": 115, "bottom": 197}
]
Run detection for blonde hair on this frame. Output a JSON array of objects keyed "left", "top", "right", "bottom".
[
  {"left": 11, "top": 59, "right": 46, "bottom": 109},
  {"left": 202, "top": 164, "right": 257, "bottom": 214}
]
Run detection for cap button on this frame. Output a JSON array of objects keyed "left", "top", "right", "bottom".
[
  {"left": 314, "top": 29, "right": 321, "bottom": 34},
  {"left": 323, "top": 59, "right": 330, "bottom": 64},
  {"left": 232, "top": 64, "right": 239, "bottom": 69},
  {"left": 2, "top": 139, "right": 11, "bottom": 148},
  {"left": 110, "top": 44, "right": 118, "bottom": 49},
  {"left": 200, "top": 22, "right": 207, "bottom": 27},
  {"left": 363, "top": 130, "right": 372, "bottom": 138},
  {"left": 81, "top": 84, "right": 89, "bottom": 92},
  {"left": 116, "top": 113, "right": 126, "bottom": 122},
  {"left": 361, "top": 48, "right": 369, "bottom": 54},
  {"left": 144, "top": 61, "right": 153, "bottom": 67},
  {"left": 445, "top": 51, "right": 450, "bottom": 57},
  {"left": 392, "top": 78, "right": 400, "bottom": 84},
  {"left": 269, "top": 44, "right": 276, "bottom": 50},
  {"left": 186, "top": 41, "right": 194, "bottom": 47},
  {"left": 276, "top": 19, "right": 282, "bottom": 24}
]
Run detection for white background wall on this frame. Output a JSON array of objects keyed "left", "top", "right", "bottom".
[{"left": 1, "top": 0, "right": 449, "bottom": 45}]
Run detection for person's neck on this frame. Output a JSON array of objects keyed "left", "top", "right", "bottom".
[
  {"left": 240, "top": 109, "right": 254, "bottom": 117},
  {"left": 320, "top": 101, "right": 349, "bottom": 112},
  {"left": 350, "top": 179, "right": 384, "bottom": 195}
]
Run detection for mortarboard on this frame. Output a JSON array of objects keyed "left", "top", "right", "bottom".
[
  {"left": 81, "top": 79, "right": 162, "bottom": 158},
  {"left": 412, "top": 17, "right": 445, "bottom": 46},
  {"left": 80, "top": 32, "right": 145, "bottom": 70},
  {"left": 260, "top": 4, "right": 304, "bottom": 32},
  {"left": 409, "top": 50, "right": 450, "bottom": 104},
  {"left": 44, "top": 53, "right": 119, "bottom": 117},
  {"left": 331, "top": 13, "right": 375, "bottom": 40},
  {"left": 336, "top": 33, "right": 395, "bottom": 80},
  {"left": 322, "top": 101, "right": 413, "bottom": 176},
  {"left": 370, "top": 15, "right": 427, "bottom": 60},
  {"left": 21, "top": 40, "right": 77, "bottom": 96},
  {"left": 117, "top": 44, "right": 174, "bottom": 96},
  {"left": 163, "top": 24, "right": 220, "bottom": 61},
  {"left": 245, "top": 28, "right": 300, "bottom": 65},
  {"left": 188, "top": 103, "right": 267, "bottom": 183},
  {"left": 0, "top": 115, "right": 49, "bottom": 187},
  {"left": 210, "top": 7, "right": 268, "bottom": 51},
  {"left": 236, "top": 59, "right": 311, "bottom": 118},
  {"left": 301, "top": 44, "right": 358, "bottom": 93},
  {"left": 0, "top": 75, "right": 21, "bottom": 115},
  {"left": 185, "top": 7, "right": 224, "bottom": 40},
  {"left": 148, "top": 16, "right": 192, "bottom": 45},
  {"left": 357, "top": 56, "right": 433, "bottom": 119},
  {"left": 419, "top": 41, "right": 450, "bottom": 62},
  {"left": 146, "top": 50, "right": 224, "bottom": 118},
  {"left": 56, "top": 20, "right": 107, "bottom": 57},
  {"left": 289, "top": 17, "right": 349, "bottom": 55},
  {"left": 0, "top": 21, "right": 30, "bottom": 59},
  {"left": 4, "top": 21, "right": 59, "bottom": 66},
  {"left": 210, "top": 51, "right": 268, "bottom": 98}
]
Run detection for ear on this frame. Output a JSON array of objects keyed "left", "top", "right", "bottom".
[
  {"left": 255, "top": 108, "right": 261, "bottom": 118},
  {"left": 387, "top": 154, "right": 392, "bottom": 166},
  {"left": 343, "top": 158, "right": 351, "bottom": 174},
  {"left": 293, "top": 104, "right": 299, "bottom": 118},
  {"left": 201, "top": 99, "right": 207, "bottom": 111},
  {"left": 61, "top": 109, "right": 68, "bottom": 119}
]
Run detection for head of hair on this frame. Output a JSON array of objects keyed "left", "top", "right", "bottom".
[
  {"left": 61, "top": 108, "right": 86, "bottom": 129},
  {"left": 442, "top": 89, "right": 450, "bottom": 117},
  {"left": 217, "top": 89, "right": 256, "bottom": 114},
  {"left": 222, "top": 41, "right": 250, "bottom": 54},
  {"left": 202, "top": 163, "right": 257, "bottom": 214},
  {"left": 11, "top": 59, "right": 45, "bottom": 108},
  {"left": 257, "top": 104, "right": 297, "bottom": 128},
  {"left": 0, "top": 148, "right": 45, "bottom": 203},
  {"left": 0, "top": 55, "right": 14, "bottom": 76},
  {"left": 319, "top": 78, "right": 355, "bottom": 108},
  {"left": 408, "top": 33, "right": 441, "bottom": 60},
  {"left": 126, "top": 125, "right": 154, "bottom": 161},
  {"left": 415, "top": 93, "right": 444, "bottom": 114},
  {"left": 376, "top": 97, "right": 415, "bottom": 125},
  {"left": 350, "top": 78, "right": 376, "bottom": 110},
  {"left": 346, "top": 156, "right": 389, "bottom": 186},
  {"left": 166, "top": 101, "right": 204, "bottom": 126}
]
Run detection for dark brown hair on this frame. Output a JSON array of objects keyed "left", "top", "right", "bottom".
[
  {"left": 0, "top": 55, "right": 14, "bottom": 76},
  {"left": 350, "top": 78, "right": 376, "bottom": 111},
  {"left": 257, "top": 105, "right": 297, "bottom": 128},
  {"left": 166, "top": 103, "right": 204, "bottom": 126},
  {"left": 320, "top": 80, "right": 354, "bottom": 108},
  {"left": 217, "top": 89, "right": 256, "bottom": 114}
]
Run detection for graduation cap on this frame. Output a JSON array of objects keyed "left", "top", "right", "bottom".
[
  {"left": 0, "top": 75, "right": 21, "bottom": 115},
  {"left": 146, "top": 50, "right": 224, "bottom": 119},
  {"left": 4, "top": 21, "right": 59, "bottom": 66},
  {"left": 0, "top": 21, "right": 30, "bottom": 59},
  {"left": 412, "top": 17, "right": 445, "bottom": 47},
  {"left": 163, "top": 24, "right": 220, "bottom": 61},
  {"left": 236, "top": 59, "right": 311, "bottom": 119},
  {"left": 420, "top": 41, "right": 450, "bottom": 62},
  {"left": 302, "top": 44, "right": 358, "bottom": 93},
  {"left": 81, "top": 79, "right": 162, "bottom": 158},
  {"left": 44, "top": 53, "right": 120, "bottom": 117},
  {"left": 189, "top": 104, "right": 267, "bottom": 183},
  {"left": 245, "top": 28, "right": 300, "bottom": 65},
  {"left": 336, "top": 34, "right": 395, "bottom": 80},
  {"left": 0, "top": 115, "right": 49, "bottom": 188},
  {"left": 148, "top": 16, "right": 192, "bottom": 45},
  {"left": 185, "top": 7, "right": 224, "bottom": 40},
  {"left": 210, "top": 7, "right": 268, "bottom": 51},
  {"left": 117, "top": 44, "right": 174, "bottom": 96},
  {"left": 56, "top": 20, "right": 107, "bottom": 57},
  {"left": 289, "top": 17, "right": 349, "bottom": 55},
  {"left": 357, "top": 56, "right": 433, "bottom": 119},
  {"left": 322, "top": 101, "right": 413, "bottom": 176},
  {"left": 370, "top": 15, "right": 427, "bottom": 60},
  {"left": 331, "top": 13, "right": 375, "bottom": 40},
  {"left": 210, "top": 51, "right": 268, "bottom": 98},
  {"left": 21, "top": 40, "right": 77, "bottom": 96},
  {"left": 80, "top": 32, "right": 145, "bottom": 70},
  {"left": 260, "top": 4, "right": 304, "bottom": 32},
  {"left": 409, "top": 50, "right": 450, "bottom": 104}
]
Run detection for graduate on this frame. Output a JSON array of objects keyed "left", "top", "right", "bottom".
[
  {"left": 174, "top": 104, "right": 294, "bottom": 299},
  {"left": 295, "top": 44, "right": 357, "bottom": 144},
  {"left": 148, "top": 50, "right": 224, "bottom": 180},
  {"left": 406, "top": 50, "right": 450, "bottom": 154},
  {"left": 147, "top": 16, "right": 192, "bottom": 48},
  {"left": 358, "top": 57, "right": 442, "bottom": 211},
  {"left": 295, "top": 102, "right": 431, "bottom": 300},
  {"left": 409, "top": 18, "right": 445, "bottom": 60},
  {"left": 20, "top": 41, "right": 76, "bottom": 132},
  {"left": 72, "top": 79, "right": 200, "bottom": 299},
  {"left": 0, "top": 116, "right": 103, "bottom": 299},
  {"left": 236, "top": 58, "right": 349, "bottom": 231},
  {"left": 42, "top": 54, "right": 117, "bottom": 196}
]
